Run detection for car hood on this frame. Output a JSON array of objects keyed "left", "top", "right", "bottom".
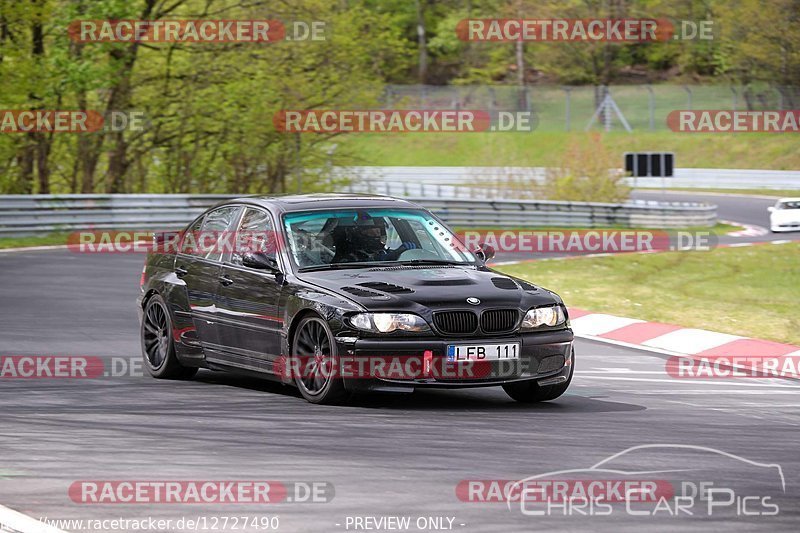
[{"left": 297, "top": 265, "right": 560, "bottom": 314}]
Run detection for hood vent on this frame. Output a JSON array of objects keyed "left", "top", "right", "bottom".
[
  {"left": 341, "top": 286, "right": 383, "bottom": 298},
  {"left": 417, "top": 278, "right": 476, "bottom": 286},
  {"left": 491, "top": 277, "right": 519, "bottom": 290},
  {"left": 357, "top": 281, "right": 414, "bottom": 294},
  {"left": 516, "top": 280, "right": 539, "bottom": 292}
]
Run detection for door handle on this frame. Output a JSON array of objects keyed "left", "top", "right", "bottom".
[
  {"left": 219, "top": 275, "right": 234, "bottom": 286},
  {"left": 175, "top": 266, "right": 188, "bottom": 278}
]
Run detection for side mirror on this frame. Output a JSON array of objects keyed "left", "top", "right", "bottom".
[
  {"left": 242, "top": 251, "right": 279, "bottom": 271},
  {"left": 768, "top": 206, "right": 775, "bottom": 212},
  {"left": 474, "top": 243, "right": 496, "bottom": 262}
]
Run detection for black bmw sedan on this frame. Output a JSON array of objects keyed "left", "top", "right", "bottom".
[{"left": 138, "top": 194, "right": 574, "bottom": 404}]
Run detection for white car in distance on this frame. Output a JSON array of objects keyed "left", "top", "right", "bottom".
[{"left": 769, "top": 198, "right": 800, "bottom": 233}]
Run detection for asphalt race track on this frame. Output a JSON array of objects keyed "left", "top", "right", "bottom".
[
  {"left": 484, "top": 191, "right": 786, "bottom": 265},
  {"left": 632, "top": 190, "right": 779, "bottom": 233},
  {"left": 1, "top": 193, "right": 799, "bottom": 532}
]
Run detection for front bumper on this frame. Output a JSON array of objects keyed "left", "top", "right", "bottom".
[
  {"left": 335, "top": 329, "right": 574, "bottom": 393},
  {"left": 771, "top": 224, "right": 800, "bottom": 232}
]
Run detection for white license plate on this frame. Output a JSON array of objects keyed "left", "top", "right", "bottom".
[{"left": 446, "top": 342, "right": 520, "bottom": 362}]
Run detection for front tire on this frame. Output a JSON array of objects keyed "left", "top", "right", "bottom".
[
  {"left": 291, "top": 316, "right": 349, "bottom": 405},
  {"left": 503, "top": 351, "right": 574, "bottom": 403},
  {"left": 141, "top": 294, "right": 197, "bottom": 379}
]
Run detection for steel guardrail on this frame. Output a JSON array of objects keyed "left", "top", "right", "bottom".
[
  {"left": 335, "top": 166, "right": 800, "bottom": 191},
  {"left": 0, "top": 193, "right": 716, "bottom": 236}
]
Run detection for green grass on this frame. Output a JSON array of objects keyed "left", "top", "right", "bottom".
[
  {"left": 0, "top": 232, "right": 70, "bottom": 249},
  {"left": 497, "top": 243, "right": 800, "bottom": 345},
  {"left": 340, "top": 131, "right": 800, "bottom": 170}
]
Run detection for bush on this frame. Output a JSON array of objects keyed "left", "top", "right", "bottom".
[{"left": 543, "top": 133, "right": 631, "bottom": 203}]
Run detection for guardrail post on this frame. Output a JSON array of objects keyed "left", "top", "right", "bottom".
[{"left": 562, "top": 86, "right": 572, "bottom": 131}]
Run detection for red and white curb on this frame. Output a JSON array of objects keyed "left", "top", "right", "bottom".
[
  {"left": 720, "top": 220, "right": 769, "bottom": 237},
  {"left": 568, "top": 308, "right": 800, "bottom": 360}
]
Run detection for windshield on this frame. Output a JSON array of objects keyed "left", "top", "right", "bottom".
[
  {"left": 776, "top": 201, "right": 800, "bottom": 210},
  {"left": 283, "top": 208, "right": 476, "bottom": 270}
]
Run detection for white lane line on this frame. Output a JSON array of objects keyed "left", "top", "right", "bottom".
[
  {"left": 728, "top": 242, "right": 754, "bottom": 247},
  {"left": 0, "top": 245, "right": 68, "bottom": 254},
  {"left": 771, "top": 240, "right": 791, "bottom": 244},
  {"left": 663, "top": 400, "right": 800, "bottom": 427},
  {"left": 576, "top": 376, "right": 800, "bottom": 387},
  {"left": 642, "top": 328, "right": 743, "bottom": 354},
  {"left": 694, "top": 403, "right": 800, "bottom": 408},
  {"left": 576, "top": 334, "right": 686, "bottom": 357},
  {"left": 595, "top": 389, "right": 800, "bottom": 395},
  {"left": 570, "top": 314, "right": 644, "bottom": 336},
  {"left": 0, "top": 504, "right": 66, "bottom": 533},
  {"left": 577, "top": 370, "right": 670, "bottom": 375}
]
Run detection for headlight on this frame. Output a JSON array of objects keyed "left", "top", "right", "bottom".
[
  {"left": 349, "top": 313, "right": 430, "bottom": 333},
  {"left": 521, "top": 305, "right": 566, "bottom": 329}
]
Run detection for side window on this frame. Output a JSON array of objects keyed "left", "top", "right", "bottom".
[
  {"left": 230, "top": 207, "right": 277, "bottom": 266},
  {"left": 180, "top": 216, "right": 205, "bottom": 256},
  {"left": 200, "top": 206, "right": 242, "bottom": 262}
]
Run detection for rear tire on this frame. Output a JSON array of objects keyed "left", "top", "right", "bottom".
[
  {"left": 141, "top": 294, "right": 198, "bottom": 379},
  {"left": 291, "top": 316, "right": 349, "bottom": 405},
  {"left": 503, "top": 350, "right": 573, "bottom": 403}
]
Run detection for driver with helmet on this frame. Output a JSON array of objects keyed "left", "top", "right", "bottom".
[{"left": 332, "top": 212, "right": 417, "bottom": 263}]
